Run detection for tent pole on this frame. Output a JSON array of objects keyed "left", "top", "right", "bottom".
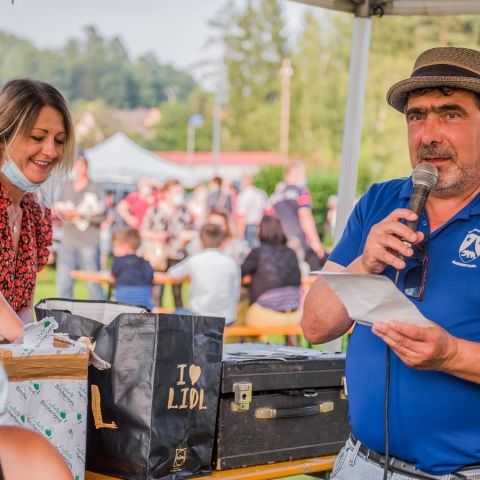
[
  {"left": 333, "top": 13, "right": 372, "bottom": 245},
  {"left": 212, "top": 90, "right": 222, "bottom": 175}
]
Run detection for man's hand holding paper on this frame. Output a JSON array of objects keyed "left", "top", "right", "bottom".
[{"left": 372, "top": 320, "right": 459, "bottom": 372}]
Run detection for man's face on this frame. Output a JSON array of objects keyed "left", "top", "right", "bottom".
[{"left": 406, "top": 89, "right": 480, "bottom": 197}]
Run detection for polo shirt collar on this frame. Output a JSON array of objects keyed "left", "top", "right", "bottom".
[{"left": 399, "top": 176, "right": 480, "bottom": 218}]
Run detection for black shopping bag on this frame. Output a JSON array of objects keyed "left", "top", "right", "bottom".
[
  {"left": 35, "top": 299, "right": 224, "bottom": 479},
  {"left": 35, "top": 298, "right": 148, "bottom": 339},
  {"left": 88, "top": 313, "right": 224, "bottom": 479}
]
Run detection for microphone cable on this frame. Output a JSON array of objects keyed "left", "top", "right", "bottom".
[{"left": 382, "top": 344, "right": 391, "bottom": 480}]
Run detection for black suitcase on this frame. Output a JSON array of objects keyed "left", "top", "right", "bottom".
[{"left": 214, "top": 343, "right": 349, "bottom": 470}]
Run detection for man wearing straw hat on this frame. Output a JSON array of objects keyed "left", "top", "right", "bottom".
[{"left": 303, "top": 47, "right": 480, "bottom": 479}]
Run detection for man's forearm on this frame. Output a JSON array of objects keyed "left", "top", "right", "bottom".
[
  {"left": 443, "top": 338, "right": 480, "bottom": 383},
  {"left": 301, "top": 260, "right": 353, "bottom": 343}
]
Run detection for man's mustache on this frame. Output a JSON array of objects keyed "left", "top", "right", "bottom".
[{"left": 417, "top": 144, "right": 454, "bottom": 160}]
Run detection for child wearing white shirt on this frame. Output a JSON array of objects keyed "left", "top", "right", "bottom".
[{"left": 168, "top": 223, "right": 240, "bottom": 325}]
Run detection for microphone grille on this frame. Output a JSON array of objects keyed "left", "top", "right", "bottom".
[{"left": 412, "top": 162, "right": 438, "bottom": 190}]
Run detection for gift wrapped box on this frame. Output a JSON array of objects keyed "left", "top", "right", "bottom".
[{"left": 0, "top": 319, "right": 89, "bottom": 480}]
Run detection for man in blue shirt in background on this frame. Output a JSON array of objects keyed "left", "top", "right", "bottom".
[{"left": 303, "top": 47, "right": 480, "bottom": 479}]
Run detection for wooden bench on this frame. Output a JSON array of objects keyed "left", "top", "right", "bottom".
[
  {"left": 224, "top": 324, "right": 303, "bottom": 338},
  {"left": 85, "top": 454, "right": 336, "bottom": 479},
  {"left": 150, "top": 311, "right": 304, "bottom": 341}
]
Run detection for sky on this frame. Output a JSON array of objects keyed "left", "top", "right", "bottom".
[{"left": 0, "top": 0, "right": 322, "bottom": 85}]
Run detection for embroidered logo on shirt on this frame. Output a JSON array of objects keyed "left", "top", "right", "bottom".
[{"left": 453, "top": 229, "right": 480, "bottom": 268}]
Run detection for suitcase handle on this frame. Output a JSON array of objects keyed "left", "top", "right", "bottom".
[{"left": 255, "top": 401, "right": 334, "bottom": 419}]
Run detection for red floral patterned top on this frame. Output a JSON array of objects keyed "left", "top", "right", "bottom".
[{"left": 0, "top": 182, "right": 52, "bottom": 312}]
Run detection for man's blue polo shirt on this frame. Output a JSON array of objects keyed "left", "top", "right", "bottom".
[{"left": 330, "top": 177, "right": 480, "bottom": 475}]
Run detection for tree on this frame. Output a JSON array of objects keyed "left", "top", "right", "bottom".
[
  {"left": 212, "top": 0, "right": 288, "bottom": 150},
  {"left": 0, "top": 27, "right": 196, "bottom": 109}
]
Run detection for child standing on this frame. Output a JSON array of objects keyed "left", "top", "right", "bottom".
[
  {"left": 111, "top": 228, "right": 154, "bottom": 310},
  {"left": 168, "top": 223, "right": 240, "bottom": 325}
]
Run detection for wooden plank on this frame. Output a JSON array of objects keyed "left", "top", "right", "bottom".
[
  {"left": 85, "top": 455, "right": 335, "bottom": 480},
  {"left": 70, "top": 270, "right": 189, "bottom": 286},
  {"left": 224, "top": 325, "right": 303, "bottom": 337}
]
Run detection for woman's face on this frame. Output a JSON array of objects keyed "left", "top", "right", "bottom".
[{"left": 4, "top": 106, "right": 66, "bottom": 184}]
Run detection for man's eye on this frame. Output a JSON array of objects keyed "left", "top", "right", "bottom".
[{"left": 407, "top": 114, "right": 422, "bottom": 122}]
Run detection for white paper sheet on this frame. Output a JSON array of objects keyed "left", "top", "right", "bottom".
[{"left": 317, "top": 272, "right": 434, "bottom": 327}]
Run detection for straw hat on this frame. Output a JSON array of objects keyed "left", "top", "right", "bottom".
[{"left": 387, "top": 47, "right": 480, "bottom": 112}]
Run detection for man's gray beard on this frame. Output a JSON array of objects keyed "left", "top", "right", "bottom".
[{"left": 433, "top": 166, "right": 480, "bottom": 197}]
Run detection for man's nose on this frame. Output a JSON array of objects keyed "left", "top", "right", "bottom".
[{"left": 420, "top": 115, "right": 443, "bottom": 145}]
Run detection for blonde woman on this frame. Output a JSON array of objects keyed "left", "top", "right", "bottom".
[{"left": 0, "top": 79, "right": 75, "bottom": 339}]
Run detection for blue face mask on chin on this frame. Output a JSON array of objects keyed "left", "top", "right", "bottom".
[{"left": 1, "top": 151, "right": 44, "bottom": 193}]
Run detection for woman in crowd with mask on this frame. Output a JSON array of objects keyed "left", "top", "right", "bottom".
[
  {"left": 140, "top": 179, "right": 193, "bottom": 307},
  {"left": 0, "top": 79, "right": 75, "bottom": 339}
]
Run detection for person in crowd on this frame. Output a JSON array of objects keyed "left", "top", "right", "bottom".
[
  {"left": 206, "top": 176, "right": 232, "bottom": 214},
  {"left": 168, "top": 223, "right": 240, "bottom": 325},
  {"left": 140, "top": 179, "right": 193, "bottom": 306},
  {"left": 303, "top": 47, "right": 480, "bottom": 479},
  {"left": 116, "top": 177, "right": 159, "bottom": 229},
  {"left": 111, "top": 227, "right": 154, "bottom": 310},
  {"left": 199, "top": 209, "right": 249, "bottom": 264},
  {"left": 236, "top": 175, "right": 268, "bottom": 249},
  {"left": 54, "top": 152, "right": 106, "bottom": 300},
  {"left": 99, "top": 190, "right": 116, "bottom": 270},
  {"left": 323, "top": 194, "right": 338, "bottom": 245},
  {"left": 0, "top": 78, "right": 75, "bottom": 338},
  {"left": 188, "top": 183, "right": 208, "bottom": 229},
  {"left": 269, "top": 161, "right": 327, "bottom": 270},
  {"left": 241, "top": 215, "right": 302, "bottom": 344}
]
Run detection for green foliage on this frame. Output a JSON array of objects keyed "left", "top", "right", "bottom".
[
  {"left": 253, "top": 165, "right": 284, "bottom": 195},
  {"left": 212, "top": 0, "right": 288, "bottom": 151},
  {"left": 307, "top": 170, "right": 339, "bottom": 240},
  {"left": 0, "top": 27, "right": 196, "bottom": 109},
  {"left": 145, "top": 88, "right": 214, "bottom": 151}
]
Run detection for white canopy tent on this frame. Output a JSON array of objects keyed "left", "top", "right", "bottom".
[
  {"left": 292, "top": 0, "right": 480, "bottom": 243},
  {"left": 85, "top": 132, "right": 198, "bottom": 188}
]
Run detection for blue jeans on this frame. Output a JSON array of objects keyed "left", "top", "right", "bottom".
[
  {"left": 331, "top": 437, "right": 480, "bottom": 480},
  {"left": 244, "top": 224, "right": 260, "bottom": 249},
  {"left": 56, "top": 243, "right": 105, "bottom": 300}
]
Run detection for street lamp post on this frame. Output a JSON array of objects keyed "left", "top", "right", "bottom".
[
  {"left": 187, "top": 114, "right": 204, "bottom": 167},
  {"left": 280, "top": 58, "right": 293, "bottom": 163}
]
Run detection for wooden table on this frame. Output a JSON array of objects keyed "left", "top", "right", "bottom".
[
  {"left": 224, "top": 324, "right": 303, "bottom": 338},
  {"left": 70, "top": 270, "right": 189, "bottom": 301},
  {"left": 85, "top": 455, "right": 335, "bottom": 480}
]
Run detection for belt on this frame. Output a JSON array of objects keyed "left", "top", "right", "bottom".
[{"left": 349, "top": 434, "right": 478, "bottom": 480}]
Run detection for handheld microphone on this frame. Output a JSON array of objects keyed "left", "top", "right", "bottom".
[{"left": 405, "top": 162, "right": 439, "bottom": 232}]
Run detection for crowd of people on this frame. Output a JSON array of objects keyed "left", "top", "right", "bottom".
[{"left": 52, "top": 159, "right": 333, "bottom": 327}]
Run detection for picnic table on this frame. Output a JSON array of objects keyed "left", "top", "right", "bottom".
[{"left": 69, "top": 270, "right": 189, "bottom": 302}]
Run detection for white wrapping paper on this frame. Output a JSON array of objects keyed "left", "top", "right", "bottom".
[{"left": 0, "top": 318, "right": 89, "bottom": 480}]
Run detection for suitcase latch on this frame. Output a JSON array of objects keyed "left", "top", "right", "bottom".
[
  {"left": 341, "top": 376, "right": 348, "bottom": 399},
  {"left": 231, "top": 382, "right": 252, "bottom": 412}
]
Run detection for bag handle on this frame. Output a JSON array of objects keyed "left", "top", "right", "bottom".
[{"left": 255, "top": 401, "right": 334, "bottom": 420}]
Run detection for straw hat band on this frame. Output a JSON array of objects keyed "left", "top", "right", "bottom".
[{"left": 413, "top": 64, "right": 480, "bottom": 79}]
